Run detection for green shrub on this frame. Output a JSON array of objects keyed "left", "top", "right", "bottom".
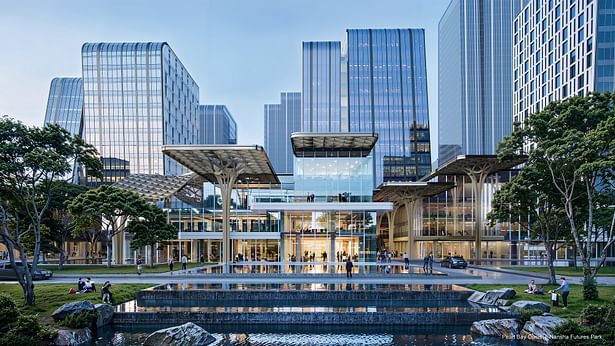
[
  {"left": 582, "top": 277, "right": 599, "bottom": 300},
  {"left": 0, "top": 333, "right": 38, "bottom": 346},
  {"left": 518, "top": 308, "right": 545, "bottom": 324},
  {"left": 580, "top": 304, "right": 607, "bottom": 325},
  {"left": 56, "top": 310, "right": 98, "bottom": 329},
  {"left": 553, "top": 319, "right": 593, "bottom": 346},
  {"left": 0, "top": 293, "right": 19, "bottom": 327}
]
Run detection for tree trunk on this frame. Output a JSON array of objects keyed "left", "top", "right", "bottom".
[
  {"left": 59, "top": 249, "right": 65, "bottom": 270},
  {"left": 150, "top": 244, "right": 156, "bottom": 269},
  {"left": 543, "top": 236, "right": 557, "bottom": 285},
  {"left": 106, "top": 229, "right": 113, "bottom": 268}
]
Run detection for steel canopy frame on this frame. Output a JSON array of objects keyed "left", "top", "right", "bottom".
[
  {"left": 374, "top": 182, "right": 455, "bottom": 258},
  {"left": 420, "top": 155, "right": 527, "bottom": 264},
  {"left": 162, "top": 145, "right": 280, "bottom": 273}
]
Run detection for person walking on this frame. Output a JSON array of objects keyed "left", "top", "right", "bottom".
[
  {"left": 422, "top": 255, "right": 429, "bottom": 273},
  {"left": 403, "top": 253, "right": 409, "bottom": 269},
  {"left": 345, "top": 258, "right": 354, "bottom": 278},
  {"left": 168, "top": 256, "right": 174, "bottom": 274},
  {"left": 181, "top": 254, "right": 188, "bottom": 273},
  {"left": 136, "top": 256, "right": 143, "bottom": 275},
  {"left": 428, "top": 252, "right": 434, "bottom": 274},
  {"left": 552, "top": 277, "right": 570, "bottom": 309}
]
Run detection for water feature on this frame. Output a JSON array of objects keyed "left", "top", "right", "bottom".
[{"left": 94, "top": 324, "right": 533, "bottom": 345}]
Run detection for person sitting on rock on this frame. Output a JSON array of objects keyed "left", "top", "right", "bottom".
[{"left": 524, "top": 279, "right": 537, "bottom": 294}]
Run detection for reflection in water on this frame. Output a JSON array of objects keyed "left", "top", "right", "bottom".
[
  {"left": 196, "top": 263, "right": 448, "bottom": 275},
  {"left": 149, "top": 282, "right": 468, "bottom": 292}
]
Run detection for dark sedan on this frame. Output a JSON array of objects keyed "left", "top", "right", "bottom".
[
  {"left": 0, "top": 261, "right": 53, "bottom": 281},
  {"left": 440, "top": 256, "right": 468, "bottom": 269}
]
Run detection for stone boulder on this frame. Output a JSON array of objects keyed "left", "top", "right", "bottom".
[
  {"left": 471, "top": 318, "right": 522, "bottom": 339},
  {"left": 53, "top": 327, "right": 92, "bottom": 346},
  {"left": 468, "top": 288, "right": 516, "bottom": 306},
  {"left": 94, "top": 303, "right": 114, "bottom": 327},
  {"left": 510, "top": 300, "right": 551, "bottom": 314},
  {"left": 520, "top": 315, "right": 566, "bottom": 344},
  {"left": 143, "top": 322, "right": 216, "bottom": 346},
  {"left": 51, "top": 301, "right": 96, "bottom": 321}
]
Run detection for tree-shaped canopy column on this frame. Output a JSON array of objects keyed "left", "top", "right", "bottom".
[
  {"left": 421, "top": 155, "right": 527, "bottom": 264},
  {"left": 162, "top": 145, "right": 279, "bottom": 274},
  {"left": 374, "top": 182, "right": 454, "bottom": 259}
]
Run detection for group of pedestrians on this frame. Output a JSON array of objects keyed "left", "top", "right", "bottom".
[{"left": 422, "top": 252, "right": 434, "bottom": 274}]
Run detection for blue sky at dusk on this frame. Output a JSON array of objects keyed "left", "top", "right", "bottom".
[{"left": 0, "top": 0, "right": 450, "bottom": 161}]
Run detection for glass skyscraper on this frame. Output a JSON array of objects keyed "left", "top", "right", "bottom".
[
  {"left": 513, "top": 0, "right": 615, "bottom": 152},
  {"left": 43, "top": 77, "right": 84, "bottom": 183},
  {"left": 82, "top": 42, "right": 199, "bottom": 184},
  {"left": 302, "top": 41, "right": 342, "bottom": 132},
  {"left": 264, "top": 92, "right": 301, "bottom": 174},
  {"left": 438, "top": 0, "right": 523, "bottom": 165},
  {"left": 347, "top": 29, "right": 432, "bottom": 185},
  {"left": 199, "top": 105, "right": 237, "bottom": 145}
]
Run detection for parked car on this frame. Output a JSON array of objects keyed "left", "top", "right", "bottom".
[
  {"left": 0, "top": 261, "right": 53, "bottom": 281},
  {"left": 441, "top": 256, "right": 467, "bottom": 269}
]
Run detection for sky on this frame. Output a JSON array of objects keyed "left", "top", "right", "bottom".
[{"left": 0, "top": 0, "right": 450, "bottom": 162}]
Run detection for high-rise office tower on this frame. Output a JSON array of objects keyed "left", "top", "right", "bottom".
[
  {"left": 438, "top": 0, "right": 523, "bottom": 165},
  {"left": 198, "top": 105, "right": 237, "bottom": 145},
  {"left": 264, "top": 92, "right": 301, "bottom": 174},
  {"left": 302, "top": 41, "right": 342, "bottom": 132},
  {"left": 81, "top": 42, "right": 199, "bottom": 184},
  {"left": 513, "top": 0, "right": 615, "bottom": 133},
  {"left": 347, "top": 29, "right": 432, "bottom": 185},
  {"left": 43, "top": 77, "right": 84, "bottom": 183}
]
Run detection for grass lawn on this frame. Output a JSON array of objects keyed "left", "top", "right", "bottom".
[
  {"left": 465, "top": 283, "right": 615, "bottom": 318},
  {"left": 502, "top": 266, "right": 615, "bottom": 277},
  {"left": 0, "top": 283, "right": 154, "bottom": 317},
  {"left": 39, "top": 261, "right": 210, "bottom": 274}
]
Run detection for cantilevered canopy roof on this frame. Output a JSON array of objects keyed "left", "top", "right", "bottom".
[
  {"left": 421, "top": 155, "right": 527, "bottom": 181},
  {"left": 113, "top": 173, "right": 204, "bottom": 202},
  {"left": 290, "top": 132, "right": 378, "bottom": 157},
  {"left": 162, "top": 145, "right": 280, "bottom": 187},
  {"left": 373, "top": 181, "right": 455, "bottom": 202}
]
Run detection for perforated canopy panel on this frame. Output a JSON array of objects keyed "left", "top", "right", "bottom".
[
  {"left": 162, "top": 145, "right": 280, "bottom": 187},
  {"left": 290, "top": 132, "right": 378, "bottom": 157},
  {"left": 421, "top": 155, "right": 527, "bottom": 181},
  {"left": 373, "top": 181, "right": 455, "bottom": 202}
]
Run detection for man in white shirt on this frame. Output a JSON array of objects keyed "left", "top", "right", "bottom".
[{"left": 181, "top": 255, "right": 188, "bottom": 273}]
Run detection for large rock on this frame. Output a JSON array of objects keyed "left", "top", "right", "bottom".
[
  {"left": 510, "top": 300, "right": 551, "bottom": 313},
  {"left": 143, "top": 322, "right": 216, "bottom": 346},
  {"left": 94, "top": 303, "right": 114, "bottom": 327},
  {"left": 520, "top": 315, "right": 566, "bottom": 344},
  {"left": 471, "top": 318, "right": 522, "bottom": 339},
  {"left": 53, "top": 327, "right": 92, "bottom": 346},
  {"left": 468, "top": 288, "right": 516, "bottom": 306},
  {"left": 52, "top": 301, "right": 96, "bottom": 321}
]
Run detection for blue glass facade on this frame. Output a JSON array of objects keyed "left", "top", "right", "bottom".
[
  {"left": 595, "top": 0, "right": 615, "bottom": 92},
  {"left": 438, "top": 0, "right": 523, "bottom": 165},
  {"left": 302, "top": 42, "right": 342, "bottom": 132},
  {"left": 199, "top": 105, "right": 237, "bottom": 144},
  {"left": 264, "top": 92, "right": 301, "bottom": 174},
  {"left": 82, "top": 42, "right": 199, "bottom": 184},
  {"left": 44, "top": 77, "right": 84, "bottom": 183},
  {"left": 347, "top": 29, "right": 431, "bottom": 185}
]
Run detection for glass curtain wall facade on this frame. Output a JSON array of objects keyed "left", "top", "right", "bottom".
[
  {"left": 43, "top": 77, "right": 84, "bottom": 183},
  {"left": 302, "top": 42, "right": 342, "bottom": 132},
  {"left": 264, "top": 92, "right": 301, "bottom": 174},
  {"left": 513, "top": 0, "right": 607, "bottom": 127},
  {"left": 347, "top": 29, "right": 432, "bottom": 185},
  {"left": 438, "top": 0, "right": 523, "bottom": 165},
  {"left": 82, "top": 42, "right": 199, "bottom": 184},
  {"left": 199, "top": 105, "right": 237, "bottom": 144}
]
